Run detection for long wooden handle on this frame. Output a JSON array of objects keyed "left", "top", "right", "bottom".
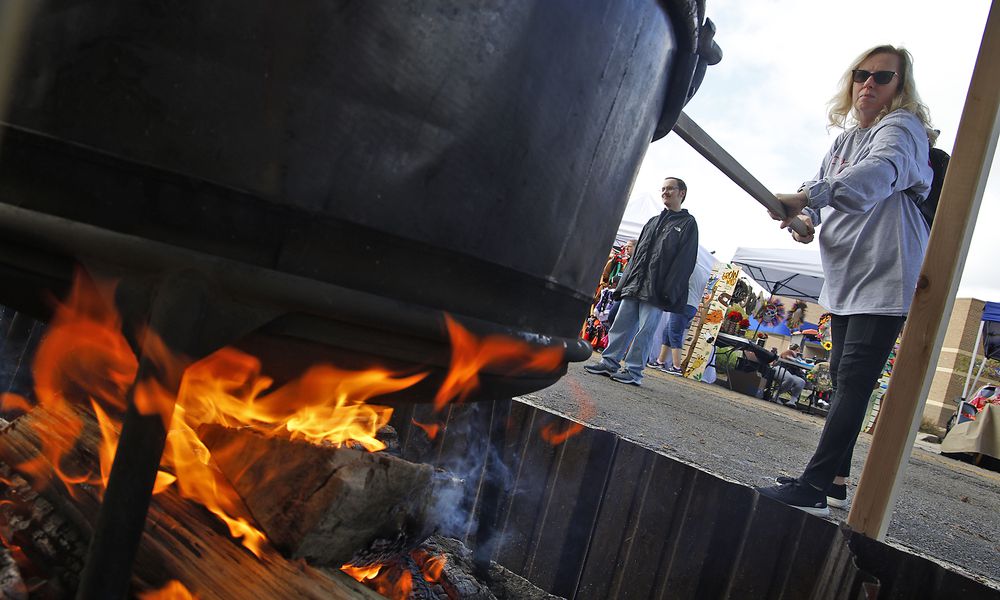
[{"left": 672, "top": 112, "right": 811, "bottom": 237}]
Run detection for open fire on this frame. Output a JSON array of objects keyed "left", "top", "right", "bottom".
[{"left": 0, "top": 270, "right": 581, "bottom": 598}]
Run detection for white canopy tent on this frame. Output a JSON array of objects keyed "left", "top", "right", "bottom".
[
  {"left": 730, "top": 247, "right": 825, "bottom": 303},
  {"left": 614, "top": 190, "right": 664, "bottom": 244}
]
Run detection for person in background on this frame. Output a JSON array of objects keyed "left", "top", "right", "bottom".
[
  {"left": 757, "top": 45, "right": 935, "bottom": 516},
  {"left": 780, "top": 344, "right": 801, "bottom": 360},
  {"left": 584, "top": 177, "right": 698, "bottom": 386},
  {"left": 648, "top": 246, "right": 714, "bottom": 375},
  {"left": 601, "top": 239, "right": 635, "bottom": 286}
]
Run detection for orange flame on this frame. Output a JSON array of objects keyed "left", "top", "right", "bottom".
[
  {"left": 139, "top": 580, "right": 199, "bottom": 600},
  {"left": 433, "top": 315, "right": 563, "bottom": 410},
  {"left": 411, "top": 419, "right": 441, "bottom": 440},
  {"left": 341, "top": 550, "right": 447, "bottom": 600},
  {"left": 539, "top": 380, "right": 595, "bottom": 445},
  {"left": 17, "top": 270, "right": 564, "bottom": 560}
]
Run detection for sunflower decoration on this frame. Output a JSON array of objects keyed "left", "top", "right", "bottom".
[
  {"left": 817, "top": 312, "right": 833, "bottom": 351},
  {"left": 755, "top": 298, "right": 786, "bottom": 327}
]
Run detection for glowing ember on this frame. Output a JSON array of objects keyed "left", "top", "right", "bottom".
[
  {"left": 341, "top": 550, "right": 448, "bottom": 599},
  {"left": 138, "top": 580, "right": 199, "bottom": 599}
]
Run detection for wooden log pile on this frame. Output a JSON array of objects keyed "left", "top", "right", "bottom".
[
  {"left": 0, "top": 405, "right": 561, "bottom": 599},
  {"left": 0, "top": 406, "right": 382, "bottom": 599}
]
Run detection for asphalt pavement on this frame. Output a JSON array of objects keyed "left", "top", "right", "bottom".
[{"left": 517, "top": 361, "right": 1000, "bottom": 590}]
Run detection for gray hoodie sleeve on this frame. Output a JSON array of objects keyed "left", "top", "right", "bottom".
[{"left": 800, "top": 112, "right": 930, "bottom": 214}]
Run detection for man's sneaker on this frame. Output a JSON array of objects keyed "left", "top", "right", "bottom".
[
  {"left": 610, "top": 372, "right": 641, "bottom": 386},
  {"left": 662, "top": 365, "right": 683, "bottom": 376},
  {"left": 647, "top": 360, "right": 664, "bottom": 368},
  {"left": 756, "top": 480, "right": 830, "bottom": 517},
  {"left": 775, "top": 476, "right": 849, "bottom": 509},
  {"left": 584, "top": 362, "right": 618, "bottom": 376},
  {"left": 783, "top": 398, "right": 800, "bottom": 407},
  {"left": 826, "top": 483, "right": 848, "bottom": 508}
]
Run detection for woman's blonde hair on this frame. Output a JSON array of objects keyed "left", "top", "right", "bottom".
[{"left": 827, "top": 45, "right": 938, "bottom": 145}]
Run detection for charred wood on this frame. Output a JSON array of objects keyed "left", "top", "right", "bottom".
[
  {"left": 1, "top": 545, "right": 28, "bottom": 600},
  {"left": 337, "top": 536, "right": 563, "bottom": 600}
]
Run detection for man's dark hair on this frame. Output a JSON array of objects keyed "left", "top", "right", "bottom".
[{"left": 666, "top": 177, "right": 688, "bottom": 202}]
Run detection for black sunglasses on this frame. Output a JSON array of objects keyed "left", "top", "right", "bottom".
[{"left": 852, "top": 69, "right": 897, "bottom": 85}]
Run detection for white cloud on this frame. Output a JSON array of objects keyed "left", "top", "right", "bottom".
[{"left": 624, "top": 0, "right": 998, "bottom": 301}]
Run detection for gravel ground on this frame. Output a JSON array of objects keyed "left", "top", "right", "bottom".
[{"left": 517, "top": 362, "right": 1000, "bottom": 589}]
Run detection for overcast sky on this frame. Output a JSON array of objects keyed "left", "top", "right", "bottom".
[{"left": 623, "top": 0, "right": 997, "bottom": 301}]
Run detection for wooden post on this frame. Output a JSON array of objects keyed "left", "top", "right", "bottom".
[{"left": 848, "top": 0, "right": 1000, "bottom": 539}]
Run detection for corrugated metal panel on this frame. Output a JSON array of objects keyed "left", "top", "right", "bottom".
[{"left": 389, "top": 399, "right": 999, "bottom": 599}]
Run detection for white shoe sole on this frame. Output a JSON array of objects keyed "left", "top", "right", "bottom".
[
  {"left": 793, "top": 504, "right": 831, "bottom": 517},
  {"left": 827, "top": 496, "right": 848, "bottom": 509}
]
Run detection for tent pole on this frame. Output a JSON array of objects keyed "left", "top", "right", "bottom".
[
  {"left": 961, "top": 320, "right": 985, "bottom": 400},
  {"left": 968, "top": 355, "right": 988, "bottom": 399},
  {"left": 848, "top": 0, "right": 1000, "bottom": 540}
]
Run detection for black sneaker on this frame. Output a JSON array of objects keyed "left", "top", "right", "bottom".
[
  {"left": 584, "top": 362, "right": 618, "bottom": 376},
  {"left": 826, "top": 483, "right": 848, "bottom": 508},
  {"left": 610, "top": 372, "right": 641, "bottom": 386},
  {"left": 757, "top": 480, "right": 830, "bottom": 517},
  {"left": 776, "top": 476, "right": 849, "bottom": 509}
]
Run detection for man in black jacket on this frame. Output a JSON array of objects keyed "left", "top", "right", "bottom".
[{"left": 585, "top": 177, "right": 699, "bottom": 385}]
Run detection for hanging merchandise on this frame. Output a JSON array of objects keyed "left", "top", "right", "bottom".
[
  {"left": 731, "top": 279, "right": 749, "bottom": 305},
  {"left": 755, "top": 298, "right": 786, "bottom": 327},
  {"left": 744, "top": 291, "right": 758, "bottom": 315},
  {"left": 786, "top": 300, "right": 808, "bottom": 331}
]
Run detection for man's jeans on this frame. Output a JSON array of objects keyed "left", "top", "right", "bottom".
[{"left": 598, "top": 298, "right": 663, "bottom": 383}]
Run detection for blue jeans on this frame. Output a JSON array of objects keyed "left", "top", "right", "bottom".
[{"left": 598, "top": 298, "right": 663, "bottom": 383}]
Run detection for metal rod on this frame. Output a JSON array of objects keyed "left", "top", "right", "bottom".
[
  {"left": 76, "top": 273, "right": 206, "bottom": 599},
  {"left": 672, "top": 112, "right": 811, "bottom": 237}
]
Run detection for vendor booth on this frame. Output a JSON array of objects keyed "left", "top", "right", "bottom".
[
  {"left": 942, "top": 301, "right": 1000, "bottom": 462},
  {"left": 730, "top": 246, "right": 824, "bottom": 302}
]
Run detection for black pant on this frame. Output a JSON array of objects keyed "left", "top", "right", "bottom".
[{"left": 800, "top": 313, "right": 905, "bottom": 490}]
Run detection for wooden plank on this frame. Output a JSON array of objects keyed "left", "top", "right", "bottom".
[
  {"left": 620, "top": 452, "right": 694, "bottom": 598},
  {"left": 523, "top": 424, "right": 617, "bottom": 598},
  {"left": 848, "top": 0, "right": 1000, "bottom": 539},
  {"left": 494, "top": 406, "right": 558, "bottom": 574},
  {"left": 654, "top": 471, "right": 753, "bottom": 599},
  {"left": 574, "top": 440, "right": 656, "bottom": 599},
  {"left": 725, "top": 496, "right": 809, "bottom": 600}
]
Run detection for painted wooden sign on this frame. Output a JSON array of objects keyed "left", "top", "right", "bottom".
[{"left": 682, "top": 263, "right": 740, "bottom": 380}]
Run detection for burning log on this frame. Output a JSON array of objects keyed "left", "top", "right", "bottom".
[
  {"left": 0, "top": 406, "right": 383, "bottom": 599},
  {"left": 199, "top": 423, "right": 459, "bottom": 567}
]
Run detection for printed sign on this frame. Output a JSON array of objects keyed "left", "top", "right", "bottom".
[{"left": 682, "top": 263, "right": 740, "bottom": 380}]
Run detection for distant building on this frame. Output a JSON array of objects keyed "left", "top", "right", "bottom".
[{"left": 924, "top": 298, "right": 996, "bottom": 429}]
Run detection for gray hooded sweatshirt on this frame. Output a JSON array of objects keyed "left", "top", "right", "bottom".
[{"left": 802, "top": 109, "right": 932, "bottom": 316}]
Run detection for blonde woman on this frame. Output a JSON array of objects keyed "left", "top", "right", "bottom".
[{"left": 758, "top": 45, "right": 935, "bottom": 516}]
